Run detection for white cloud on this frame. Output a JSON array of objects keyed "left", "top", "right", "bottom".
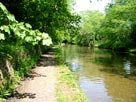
[{"left": 74, "top": 0, "right": 110, "bottom": 13}]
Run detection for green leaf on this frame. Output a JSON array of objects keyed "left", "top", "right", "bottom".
[
  {"left": 7, "top": 14, "right": 16, "bottom": 22},
  {"left": 25, "top": 36, "right": 33, "bottom": 42},
  {"left": 20, "top": 31, "right": 26, "bottom": 39},
  {"left": 0, "top": 26, "right": 10, "bottom": 34},
  {"left": 14, "top": 29, "right": 20, "bottom": 36},
  {"left": 25, "top": 23, "right": 32, "bottom": 29},
  {"left": 0, "top": 33, "right": 5, "bottom": 40},
  {"left": 32, "top": 42, "right": 38, "bottom": 45},
  {"left": 42, "top": 32, "right": 49, "bottom": 39},
  {"left": 36, "top": 36, "right": 41, "bottom": 41},
  {"left": 0, "top": 2, "right": 8, "bottom": 13},
  {"left": 18, "top": 23, "right": 25, "bottom": 29},
  {"left": 42, "top": 38, "right": 52, "bottom": 46}
]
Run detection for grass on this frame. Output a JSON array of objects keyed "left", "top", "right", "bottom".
[{"left": 56, "top": 65, "right": 87, "bottom": 102}]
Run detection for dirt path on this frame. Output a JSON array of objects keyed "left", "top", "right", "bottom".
[{"left": 6, "top": 52, "right": 56, "bottom": 102}]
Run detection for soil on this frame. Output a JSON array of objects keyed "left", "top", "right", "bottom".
[{"left": 5, "top": 51, "right": 56, "bottom": 102}]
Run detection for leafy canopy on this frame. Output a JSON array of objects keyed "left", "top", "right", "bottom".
[
  {"left": 0, "top": 2, "right": 52, "bottom": 46},
  {"left": 99, "top": 0, "right": 136, "bottom": 50},
  {"left": 1, "top": 0, "right": 81, "bottom": 43}
]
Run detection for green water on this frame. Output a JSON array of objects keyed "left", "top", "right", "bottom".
[{"left": 59, "top": 45, "right": 136, "bottom": 102}]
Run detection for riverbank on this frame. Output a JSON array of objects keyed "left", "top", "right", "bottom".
[
  {"left": 56, "top": 65, "right": 87, "bottom": 102},
  {"left": 3, "top": 48, "right": 86, "bottom": 102}
]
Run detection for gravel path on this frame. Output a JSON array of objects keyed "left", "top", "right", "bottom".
[{"left": 6, "top": 52, "right": 56, "bottom": 102}]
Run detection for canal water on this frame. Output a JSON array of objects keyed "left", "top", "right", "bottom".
[{"left": 58, "top": 45, "right": 136, "bottom": 102}]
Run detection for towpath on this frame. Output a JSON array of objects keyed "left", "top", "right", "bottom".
[{"left": 6, "top": 51, "right": 56, "bottom": 102}]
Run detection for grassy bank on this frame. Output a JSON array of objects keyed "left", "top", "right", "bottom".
[{"left": 56, "top": 65, "right": 87, "bottom": 102}]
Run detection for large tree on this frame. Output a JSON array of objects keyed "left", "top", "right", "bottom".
[
  {"left": 99, "top": 0, "right": 136, "bottom": 50},
  {"left": 0, "top": 0, "right": 80, "bottom": 43}
]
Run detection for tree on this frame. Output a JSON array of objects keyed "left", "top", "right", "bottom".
[
  {"left": 0, "top": 2, "right": 52, "bottom": 97},
  {"left": 77, "top": 10, "right": 104, "bottom": 46},
  {"left": 0, "top": 0, "right": 81, "bottom": 43},
  {"left": 99, "top": 0, "right": 136, "bottom": 50}
]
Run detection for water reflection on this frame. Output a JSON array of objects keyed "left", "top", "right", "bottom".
[
  {"left": 66, "top": 58, "right": 83, "bottom": 72},
  {"left": 124, "top": 60, "right": 131, "bottom": 74},
  {"left": 91, "top": 51, "right": 136, "bottom": 77},
  {"left": 80, "top": 76, "right": 113, "bottom": 102},
  {"left": 59, "top": 45, "right": 136, "bottom": 102}
]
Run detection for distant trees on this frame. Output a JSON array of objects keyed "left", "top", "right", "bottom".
[
  {"left": 99, "top": 0, "right": 136, "bottom": 50},
  {"left": 76, "top": 10, "right": 104, "bottom": 46},
  {"left": 77, "top": 0, "right": 136, "bottom": 50}
]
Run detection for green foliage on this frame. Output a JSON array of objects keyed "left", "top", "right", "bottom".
[
  {"left": 0, "top": 23, "right": 52, "bottom": 46},
  {"left": 0, "top": 44, "right": 40, "bottom": 98},
  {"left": 0, "top": 2, "right": 52, "bottom": 46},
  {"left": 0, "top": 2, "right": 17, "bottom": 25},
  {"left": 0, "top": 79, "right": 16, "bottom": 98},
  {"left": 0, "top": 2, "right": 52, "bottom": 98},
  {"left": 1, "top": 0, "right": 81, "bottom": 43},
  {"left": 76, "top": 10, "right": 104, "bottom": 46},
  {"left": 99, "top": 0, "right": 136, "bottom": 50}
]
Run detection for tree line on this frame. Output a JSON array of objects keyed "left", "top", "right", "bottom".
[{"left": 76, "top": 0, "right": 136, "bottom": 51}]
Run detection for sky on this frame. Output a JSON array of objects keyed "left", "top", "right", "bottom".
[{"left": 74, "top": 0, "right": 110, "bottom": 13}]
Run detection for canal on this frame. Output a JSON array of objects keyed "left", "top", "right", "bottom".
[{"left": 58, "top": 45, "right": 136, "bottom": 102}]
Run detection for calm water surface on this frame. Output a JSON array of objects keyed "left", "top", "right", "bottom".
[{"left": 60, "top": 45, "right": 136, "bottom": 102}]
